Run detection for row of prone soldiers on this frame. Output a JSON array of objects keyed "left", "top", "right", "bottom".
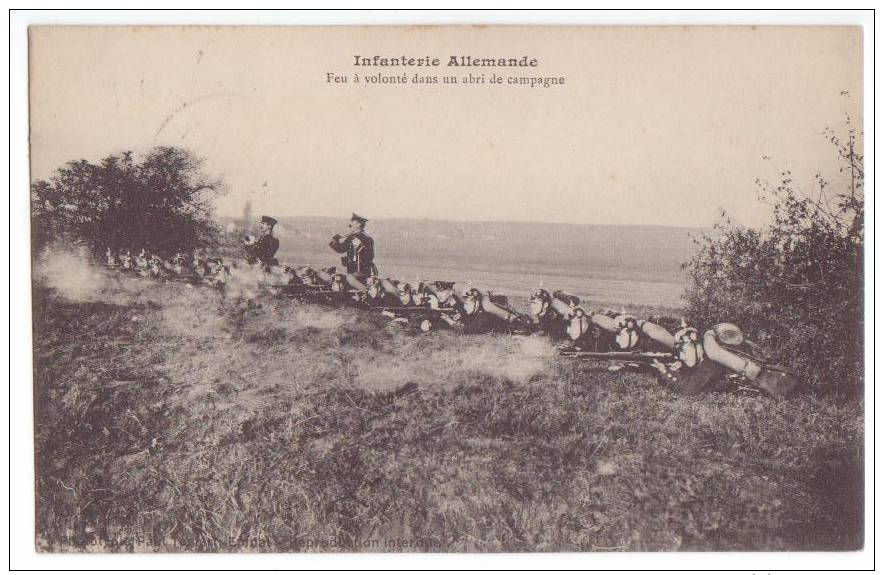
[
  {"left": 100, "top": 245, "right": 798, "bottom": 397},
  {"left": 278, "top": 275, "right": 798, "bottom": 398},
  {"left": 103, "top": 244, "right": 505, "bottom": 326},
  {"left": 338, "top": 280, "right": 795, "bottom": 398},
  {"left": 105, "top": 248, "right": 232, "bottom": 286},
  {"left": 525, "top": 288, "right": 799, "bottom": 397}
]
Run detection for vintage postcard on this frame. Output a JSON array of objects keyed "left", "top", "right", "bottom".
[{"left": 26, "top": 22, "right": 865, "bottom": 556}]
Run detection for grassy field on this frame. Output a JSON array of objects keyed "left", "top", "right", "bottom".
[{"left": 32, "top": 261, "right": 864, "bottom": 552}]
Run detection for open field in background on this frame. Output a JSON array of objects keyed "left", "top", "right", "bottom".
[
  {"left": 262, "top": 217, "right": 697, "bottom": 309},
  {"left": 33, "top": 256, "right": 863, "bottom": 552}
]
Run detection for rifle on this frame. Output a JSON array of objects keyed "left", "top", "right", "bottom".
[
  {"left": 371, "top": 306, "right": 459, "bottom": 317},
  {"left": 559, "top": 350, "right": 674, "bottom": 362},
  {"left": 271, "top": 283, "right": 349, "bottom": 301},
  {"left": 373, "top": 304, "right": 463, "bottom": 332}
]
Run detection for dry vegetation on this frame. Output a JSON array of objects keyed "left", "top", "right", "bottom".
[{"left": 33, "top": 257, "right": 863, "bottom": 552}]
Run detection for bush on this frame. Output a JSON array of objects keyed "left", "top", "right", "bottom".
[
  {"left": 31, "top": 147, "right": 224, "bottom": 257},
  {"left": 684, "top": 116, "right": 863, "bottom": 395}
]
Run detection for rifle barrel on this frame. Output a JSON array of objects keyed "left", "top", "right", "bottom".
[
  {"left": 372, "top": 306, "right": 457, "bottom": 315},
  {"left": 559, "top": 351, "right": 673, "bottom": 362}
]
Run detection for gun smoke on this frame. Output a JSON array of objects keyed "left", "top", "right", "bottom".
[{"left": 33, "top": 251, "right": 553, "bottom": 395}]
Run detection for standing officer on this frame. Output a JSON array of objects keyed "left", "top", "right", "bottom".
[
  {"left": 329, "top": 213, "right": 375, "bottom": 278},
  {"left": 244, "top": 215, "right": 280, "bottom": 267}
]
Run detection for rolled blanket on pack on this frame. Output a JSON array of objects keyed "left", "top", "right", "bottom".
[
  {"left": 591, "top": 313, "right": 619, "bottom": 333},
  {"left": 639, "top": 319, "right": 677, "bottom": 349},
  {"left": 702, "top": 324, "right": 762, "bottom": 379},
  {"left": 479, "top": 291, "right": 520, "bottom": 323},
  {"left": 315, "top": 268, "right": 335, "bottom": 286},
  {"left": 379, "top": 277, "right": 399, "bottom": 294},
  {"left": 549, "top": 294, "right": 575, "bottom": 318},
  {"left": 345, "top": 273, "right": 367, "bottom": 292}
]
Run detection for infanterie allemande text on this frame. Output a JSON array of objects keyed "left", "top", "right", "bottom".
[{"left": 354, "top": 55, "right": 539, "bottom": 67}]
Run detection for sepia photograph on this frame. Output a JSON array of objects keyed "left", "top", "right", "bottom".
[{"left": 16, "top": 13, "right": 869, "bottom": 563}]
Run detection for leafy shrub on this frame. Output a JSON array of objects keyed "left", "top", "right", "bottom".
[
  {"left": 684, "top": 116, "right": 863, "bottom": 394},
  {"left": 31, "top": 146, "right": 223, "bottom": 257}
]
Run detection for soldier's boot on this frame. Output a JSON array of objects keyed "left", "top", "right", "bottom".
[
  {"left": 754, "top": 366, "right": 801, "bottom": 398},
  {"left": 655, "top": 359, "right": 723, "bottom": 395}
]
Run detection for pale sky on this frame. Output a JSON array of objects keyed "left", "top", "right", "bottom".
[{"left": 29, "top": 26, "right": 862, "bottom": 228}]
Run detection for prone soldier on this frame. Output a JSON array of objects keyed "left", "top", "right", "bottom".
[
  {"left": 134, "top": 249, "right": 151, "bottom": 277},
  {"left": 148, "top": 254, "right": 169, "bottom": 279},
  {"left": 528, "top": 287, "right": 581, "bottom": 339},
  {"left": 119, "top": 250, "right": 133, "bottom": 270},
  {"left": 363, "top": 276, "right": 402, "bottom": 307},
  {"left": 204, "top": 257, "right": 230, "bottom": 287},
  {"left": 167, "top": 252, "right": 188, "bottom": 275},
  {"left": 191, "top": 250, "right": 209, "bottom": 278}
]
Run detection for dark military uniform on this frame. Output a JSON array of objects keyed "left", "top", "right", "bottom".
[
  {"left": 329, "top": 231, "right": 375, "bottom": 277},
  {"left": 245, "top": 233, "right": 280, "bottom": 267}
]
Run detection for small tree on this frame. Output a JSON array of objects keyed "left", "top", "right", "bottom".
[
  {"left": 31, "top": 147, "right": 224, "bottom": 257},
  {"left": 684, "top": 112, "right": 863, "bottom": 394}
]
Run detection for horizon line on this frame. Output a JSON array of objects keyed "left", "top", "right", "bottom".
[{"left": 217, "top": 212, "right": 713, "bottom": 230}]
